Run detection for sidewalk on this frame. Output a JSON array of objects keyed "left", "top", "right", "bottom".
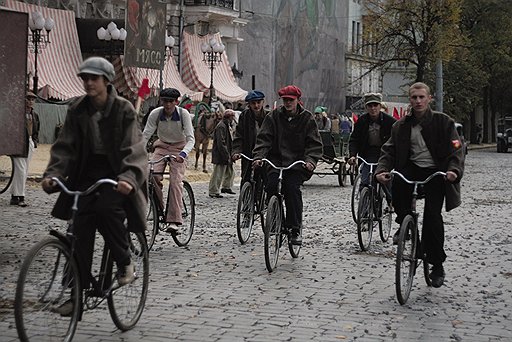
[{"left": 28, "top": 144, "right": 213, "bottom": 183}]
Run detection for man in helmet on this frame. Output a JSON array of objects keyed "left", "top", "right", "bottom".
[
  {"left": 41, "top": 57, "right": 148, "bottom": 313},
  {"left": 232, "top": 90, "right": 269, "bottom": 184},
  {"left": 142, "top": 87, "right": 195, "bottom": 232},
  {"left": 252, "top": 85, "right": 323, "bottom": 245}
]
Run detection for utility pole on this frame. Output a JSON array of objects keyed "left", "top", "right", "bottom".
[{"left": 435, "top": 58, "right": 443, "bottom": 112}]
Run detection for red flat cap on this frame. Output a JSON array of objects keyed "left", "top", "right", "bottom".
[{"left": 278, "top": 85, "right": 302, "bottom": 99}]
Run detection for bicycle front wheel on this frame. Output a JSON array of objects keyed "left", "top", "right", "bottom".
[
  {"left": 108, "top": 232, "right": 149, "bottom": 331},
  {"left": 236, "top": 182, "right": 254, "bottom": 244},
  {"left": 357, "top": 187, "right": 373, "bottom": 251},
  {"left": 379, "top": 188, "right": 393, "bottom": 242},
  {"left": 338, "top": 161, "right": 347, "bottom": 187},
  {"left": 350, "top": 174, "right": 361, "bottom": 224},
  {"left": 395, "top": 215, "right": 418, "bottom": 305},
  {"left": 264, "top": 196, "right": 282, "bottom": 272},
  {"left": 15, "top": 237, "right": 81, "bottom": 342},
  {"left": 172, "top": 181, "right": 195, "bottom": 247},
  {"left": 145, "top": 194, "right": 159, "bottom": 251},
  {"left": 0, "top": 155, "right": 14, "bottom": 194}
]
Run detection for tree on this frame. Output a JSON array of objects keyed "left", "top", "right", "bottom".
[{"left": 363, "top": 0, "right": 462, "bottom": 82}]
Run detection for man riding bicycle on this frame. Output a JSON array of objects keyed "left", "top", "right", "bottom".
[
  {"left": 142, "top": 88, "right": 195, "bottom": 233},
  {"left": 252, "top": 85, "right": 322, "bottom": 245},
  {"left": 232, "top": 90, "right": 270, "bottom": 187},
  {"left": 348, "top": 92, "right": 396, "bottom": 188},
  {"left": 375, "top": 82, "right": 464, "bottom": 288},
  {"left": 41, "top": 57, "right": 148, "bottom": 312}
]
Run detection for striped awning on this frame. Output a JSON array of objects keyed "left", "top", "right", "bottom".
[
  {"left": 4, "top": 0, "right": 83, "bottom": 100},
  {"left": 113, "top": 55, "right": 203, "bottom": 102},
  {"left": 181, "top": 32, "right": 247, "bottom": 102}
]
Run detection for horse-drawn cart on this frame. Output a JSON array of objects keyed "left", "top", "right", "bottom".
[{"left": 312, "top": 131, "right": 357, "bottom": 187}]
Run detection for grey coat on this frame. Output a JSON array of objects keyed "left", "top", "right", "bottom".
[{"left": 44, "top": 86, "right": 148, "bottom": 232}]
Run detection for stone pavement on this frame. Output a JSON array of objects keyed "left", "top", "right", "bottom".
[{"left": 1, "top": 147, "right": 511, "bottom": 341}]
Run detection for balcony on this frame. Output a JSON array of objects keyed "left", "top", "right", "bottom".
[{"left": 184, "top": 0, "right": 236, "bottom": 10}]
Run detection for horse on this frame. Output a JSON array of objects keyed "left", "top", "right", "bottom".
[{"left": 193, "top": 102, "right": 223, "bottom": 173}]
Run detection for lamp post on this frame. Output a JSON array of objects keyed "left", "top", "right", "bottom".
[
  {"left": 28, "top": 11, "right": 55, "bottom": 95},
  {"left": 201, "top": 38, "right": 225, "bottom": 106},
  {"left": 159, "top": 33, "right": 175, "bottom": 91},
  {"left": 97, "top": 21, "right": 127, "bottom": 61}
]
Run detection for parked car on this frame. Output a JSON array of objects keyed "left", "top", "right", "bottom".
[
  {"left": 455, "top": 123, "right": 468, "bottom": 155},
  {"left": 497, "top": 116, "right": 512, "bottom": 153}
]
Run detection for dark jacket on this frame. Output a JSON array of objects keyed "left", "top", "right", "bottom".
[
  {"left": 211, "top": 118, "right": 233, "bottom": 165},
  {"left": 252, "top": 104, "right": 323, "bottom": 179},
  {"left": 14, "top": 109, "right": 40, "bottom": 157},
  {"left": 349, "top": 111, "right": 396, "bottom": 159},
  {"left": 43, "top": 85, "right": 148, "bottom": 232},
  {"left": 375, "top": 107, "right": 465, "bottom": 211}
]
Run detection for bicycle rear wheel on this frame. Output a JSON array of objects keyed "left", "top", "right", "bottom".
[
  {"left": 379, "top": 188, "right": 393, "bottom": 242},
  {"left": 172, "top": 181, "right": 195, "bottom": 247},
  {"left": 0, "top": 155, "right": 14, "bottom": 194},
  {"left": 350, "top": 174, "right": 361, "bottom": 224},
  {"left": 145, "top": 194, "right": 159, "bottom": 251},
  {"left": 108, "top": 232, "right": 149, "bottom": 331},
  {"left": 15, "top": 236, "right": 81, "bottom": 342},
  {"left": 395, "top": 215, "right": 418, "bottom": 305},
  {"left": 357, "top": 187, "right": 373, "bottom": 251},
  {"left": 264, "top": 196, "right": 282, "bottom": 272},
  {"left": 236, "top": 182, "right": 254, "bottom": 244}
]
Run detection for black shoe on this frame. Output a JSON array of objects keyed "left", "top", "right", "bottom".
[
  {"left": 221, "top": 188, "right": 236, "bottom": 195},
  {"left": 289, "top": 230, "right": 302, "bottom": 246},
  {"left": 51, "top": 299, "right": 74, "bottom": 317},
  {"left": 164, "top": 223, "right": 181, "bottom": 235},
  {"left": 392, "top": 229, "right": 400, "bottom": 245},
  {"left": 209, "top": 194, "right": 223, "bottom": 198},
  {"left": 430, "top": 264, "right": 445, "bottom": 288},
  {"left": 10, "top": 196, "right": 19, "bottom": 205}
]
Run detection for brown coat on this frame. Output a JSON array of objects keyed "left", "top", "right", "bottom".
[
  {"left": 44, "top": 86, "right": 148, "bottom": 232},
  {"left": 376, "top": 108, "right": 465, "bottom": 211}
]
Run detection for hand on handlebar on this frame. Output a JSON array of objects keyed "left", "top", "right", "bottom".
[
  {"left": 376, "top": 172, "right": 391, "bottom": 185},
  {"left": 445, "top": 170, "right": 457, "bottom": 183},
  {"left": 175, "top": 155, "right": 185, "bottom": 163},
  {"left": 304, "top": 162, "right": 315, "bottom": 172},
  {"left": 252, "top": 159, "right": 263, "bottom": 169},
  {"left": 41, "top": 177, "right": 58, "bottom": 194},
  {"left": 347, "top": 156, "right": 356, "bottom": 165},
  {"left": 116, "top": 180, "right": 133, "bottom": 195},
  {"left": 232, "top": 153, "right": 240, "bottom": 161}
]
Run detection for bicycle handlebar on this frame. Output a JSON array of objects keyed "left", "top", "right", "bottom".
[
  {"left": 261, "top": 158, "right": 306, "bottom": 170},
  {"left": 390, "top": 170, "right": 447, "bottom": 185},
  {"left": 357, "top": 156, "right": 378, "bottom": 167},
  {"left": 240, "top": 153, "right": 254, "bottom": 161},
  {"left": 50, "top": 177, "right": 118, "bottom": 197},
  {"left": 148, "top": 155, "right": 176, "bottom": 166}
]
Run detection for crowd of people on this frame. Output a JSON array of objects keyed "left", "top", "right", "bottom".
[{"left": 5, "top": 56, "right": 464, "bottom": 294}]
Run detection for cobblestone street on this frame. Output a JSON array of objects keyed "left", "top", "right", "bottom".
[{"left": 0, "top": 148, "right": 511, "bottom": 341}]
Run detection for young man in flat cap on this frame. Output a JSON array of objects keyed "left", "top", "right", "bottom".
[
  {"left": 252, "top": 85, "right": 323, "bottom": 245},
  {"left": 143, "top": 87, "right": 195, "bottom": 232},
  {"left": 41, "top": 57, "right": 148, "bottom": 315},
  {"left": 10, "top": 91, "right": 40, "bottom": 207},
  {"left": 348, "top": 92, "right": 396, "bottom": 188}
]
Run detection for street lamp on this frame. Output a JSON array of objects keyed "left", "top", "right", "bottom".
[
  {"left": 201, "top": 38, "right": 225, "bottom": 105},
  {"left": 28, "top": 11, "right": 55, "bottom": 95},
  {"left": 97, "top": 21, "right": 127, "bottom": 61},
  {"left": 159, "top": 33, "right": 175, "bottom": 91}
]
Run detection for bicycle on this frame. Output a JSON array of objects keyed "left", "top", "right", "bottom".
[
  {"left": 355, "top": 156, "right": 393, "bottom": 251},
  {"left": 0, "top": 155, "right": 14, "bottom": 194},
  {"left": 14, "top": 177, "right": 149, "bottom": 342},
  {"left": 236, "top": 154, "right": 266, "bottom": 244},
  {"left": 260, "top": 158, "right": 306, "bottom": 273},
  {"left": 145, "top": 155, "right": 195, "bottom": 250},
  {"left": 391, "top": 170, "right": 446, "bottom": 305}
]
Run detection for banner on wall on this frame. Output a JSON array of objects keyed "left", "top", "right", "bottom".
[{"left": 124, "top": 0, "right": 166, "bottom": 70}]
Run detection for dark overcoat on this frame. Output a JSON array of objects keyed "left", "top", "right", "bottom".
[{"left": 43, "top": 86, "right": 148, "bottom": 232}]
